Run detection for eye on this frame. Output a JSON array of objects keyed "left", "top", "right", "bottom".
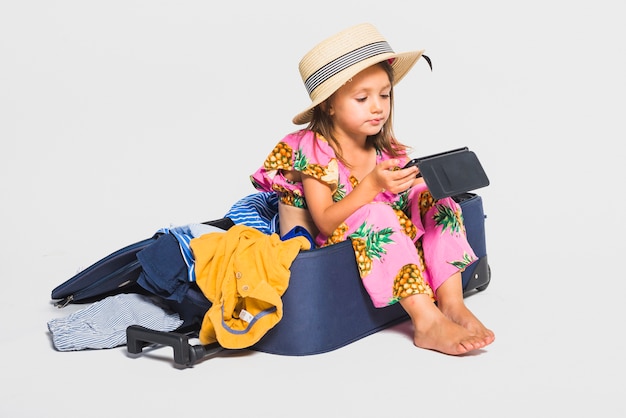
[{"left": 356, "top": 97, "right": 367, "bottom": 102}]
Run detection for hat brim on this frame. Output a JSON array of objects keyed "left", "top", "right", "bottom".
[{"left": 292, "top": 49, "right": 425, "bottom": 125}]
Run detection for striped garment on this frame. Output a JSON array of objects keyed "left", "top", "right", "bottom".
[
  {"left": 48, "top": 293, "right": 184, "bottom": 351},
  {"left": 157, "top": 223, "right": 224, "bottom": 282},
  {"left": 225, "top": 192, "right": 279, "bottom": 235},
  {"left": 156, "top": 192, "right": 279, "bottom": 283},
  {"left": 47, "top": 193, "right": 282, "bottom": 351}
]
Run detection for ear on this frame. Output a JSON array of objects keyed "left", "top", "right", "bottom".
[{"left": 321, "top": 101, "right": 334, "bottom": 116}]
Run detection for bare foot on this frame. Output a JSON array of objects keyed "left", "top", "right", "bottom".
[
  {"left": 413, "top": 313, "right": 488, "bottom": 355},
  {"left": 401, "top": 295, "right": 489, "bottom": 355},
  {"left": 439, "top": 303, "right": 495, "bottom": 346},
  {"left": 433, "top": 272, "right": 495, "bottom": 348}
]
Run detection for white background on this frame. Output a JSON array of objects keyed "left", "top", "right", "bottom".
[{"left": 1, "top": 1, "right": 624, "bottom": 417}]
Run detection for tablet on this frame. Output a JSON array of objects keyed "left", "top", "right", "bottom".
[{"left": 404, "top": 147, "right": 490, "bottom": 199}]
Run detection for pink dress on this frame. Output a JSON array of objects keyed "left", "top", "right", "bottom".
[{"left": 250, "top": 130, "right": 477, "bottom": 308}]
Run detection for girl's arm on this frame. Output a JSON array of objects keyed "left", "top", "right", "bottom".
[{"left": 303, "top": 159, "right": 418, "bottom": 237}]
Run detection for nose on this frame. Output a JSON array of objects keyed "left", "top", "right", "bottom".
[{"left": 370, "top": 98, "right": 383, "bottom": 114}]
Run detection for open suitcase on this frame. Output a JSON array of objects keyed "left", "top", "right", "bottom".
[{"left": 51, "top": 192, "right": 490, "bottom": 367}]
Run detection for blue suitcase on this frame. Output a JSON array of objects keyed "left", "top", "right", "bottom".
[
  {"left": 51, "top": 192, "right": 490, "bottom": 367},
  {"left": 254, "top": 192, "right": 489, "bottom": 356}
]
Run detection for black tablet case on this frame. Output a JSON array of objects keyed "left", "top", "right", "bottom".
[{"left": 412, "top": 147, "right": 490, "bottom": 200}]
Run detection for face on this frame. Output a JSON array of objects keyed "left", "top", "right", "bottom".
[{"left": 326, "top": 64, "right": 392, "bottom": 141}]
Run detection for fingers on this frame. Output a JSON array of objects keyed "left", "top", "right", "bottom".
[
  {"left": 393, "top": 164, "right": 419, "bottom": 182},
  {"left": 378, "top": 159, "right": 419, "bottom": 178},
  {"left": 372, "top": 164, "right": 414, "bottom": 194},
  {"left": 371, "top": 159, "right": 420, "bottom": 194},
  {"left": 378, "top": 159, "right": 401, "bottom": 170}
]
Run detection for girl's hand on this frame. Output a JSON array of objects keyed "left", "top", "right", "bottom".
[{"left": 371, "top": 159, "right": 419, "bottom": 194}]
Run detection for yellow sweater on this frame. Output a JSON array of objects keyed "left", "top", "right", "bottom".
[{"left": 190, "top": 225, "right": 311, "bottom": 348}]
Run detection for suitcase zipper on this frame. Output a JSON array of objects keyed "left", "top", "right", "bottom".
[{"left": 54, "top": 259, "right": 142, "bottom": 308}]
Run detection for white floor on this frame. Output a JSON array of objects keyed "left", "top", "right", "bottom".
[{"left": 2, "top": 2, "right": 625, "bottom": 417}]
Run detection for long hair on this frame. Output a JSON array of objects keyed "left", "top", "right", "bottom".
[{"left": 305, "top": 61, "right": 410, "bottom": 168}]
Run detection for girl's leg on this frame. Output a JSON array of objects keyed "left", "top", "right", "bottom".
[
  {"left": 435, "top": 272, "right": 495, "bottom": 345},
  {"left": 403, "top": 187, "right": 494, "bottom": 352},
  {"left": 400, "top": 292, "right": 488, "bottom": 355},
  {"left": 328, "top": 202, "right": 424, "bottom": 308}
]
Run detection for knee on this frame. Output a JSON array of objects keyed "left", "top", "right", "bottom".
[{"left": 361, "top": 202, "right": 398, "bottom": 224}]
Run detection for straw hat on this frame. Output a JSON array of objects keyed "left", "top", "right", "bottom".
[{"left": 292, "top": 23, "right": 428, "bottom": 125}]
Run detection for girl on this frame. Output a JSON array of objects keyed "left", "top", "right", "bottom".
[{"left": 251, "top": 23, "right": 494, "bottom": 355}]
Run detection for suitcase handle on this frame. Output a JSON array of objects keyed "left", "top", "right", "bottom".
[{"left": 126, "top": 325, "right": 223, "bottom": 367}]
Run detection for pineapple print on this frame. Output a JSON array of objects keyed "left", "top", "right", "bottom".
[
  {"left": 263, "top": 142, "right": 293, "bottom": 171},
  {"left": 394, "top": 210, "right": 415, "bottom": 239},
  {"left": 291, "top": 192, "right": 306, "bottom": 209},
  {"left": 274, "top": 188, "right": 306, "bottom": 209},
  {"left": 349, "top": 222, "right": 394, "bottom": 277},
  {"left": 293, "top": 147, "right": 330, "bottom": 181},
  {"left": 449, "top": 252, "right": 476, "bottom": 270},
  {"left": 388, "top": 239, "right": 432, "bottom": 304},
  {"left": 391, "top": 193, "right": 416, "bottom": 239},
  {"left": 433, "top": 203, "right": 465, "bottom": 236},
  {"left": 302, "top": 163, "right": 326, "bottom": 179},
  {"left": 324, "top": 222, "right": 349, "bottom": 246},
  {"left": 279, "top": 193, "right": 295, "bottom": 206},
  {"left": 321, "top": 158, "right": 339, "bottom": 185},
  {"left": 415, "top": 238, "right": 425, "bottom": 263},
  {"left": 296, "top": 149, "right": 339, "bottom": 193},
  {"left": 332, "top": 182, "right": 346, "bottom": 202},
  {"left": 349, "top": 175, "right": 359, "bottom": 189},
  {"left": 390, "top": 264, "right": 434, "bottom": 303},
  {"left": 418, "top": 190, "right": 435, "bottom": 216},
  {"left": 272, "top": 184, "right": 295, "bottom": 206}
]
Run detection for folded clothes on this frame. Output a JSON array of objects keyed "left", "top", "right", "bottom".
[{"left": 48, "top": 293, "right": 184, "bottom": 351}]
